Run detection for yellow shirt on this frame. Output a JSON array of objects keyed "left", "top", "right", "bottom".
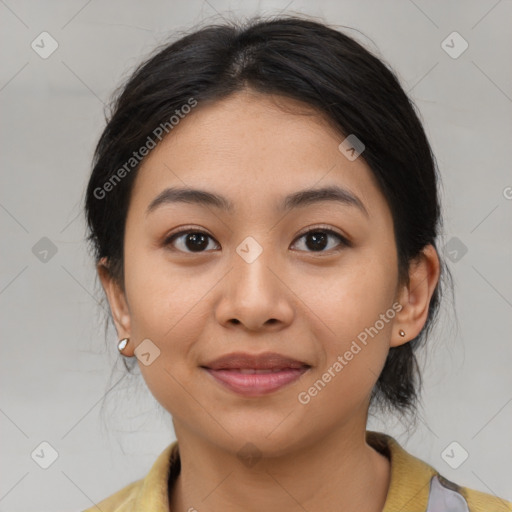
[{"left": 82, "top": 431, "right": 511, "bottom": 511}]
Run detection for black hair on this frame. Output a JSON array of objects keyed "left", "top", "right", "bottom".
[{"left": 85, "top": 14, "right": 454, "bottom": 418}]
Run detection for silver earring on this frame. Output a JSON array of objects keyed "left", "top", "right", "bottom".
[
  {"left": 118, "top": 338, "right": 129, "bottom": 354},
  {"left": 399, "top": 329, "right": 406, "bottom": 337}
]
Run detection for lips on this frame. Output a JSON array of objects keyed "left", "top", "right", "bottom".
[
  {"left": 201, "top": 352, "right": 310, "bottom": 396},
  {"left": 203, "top": 352, "right": 309, "bottom": 371}
]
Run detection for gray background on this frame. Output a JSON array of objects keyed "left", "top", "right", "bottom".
[{"left": 1, "top": 1, "right": 511, "bottom": 510}]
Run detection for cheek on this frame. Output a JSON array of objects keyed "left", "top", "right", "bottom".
[
  {"left": 294, "top": 252, "right": 397, "bottom": 395},
  {"left": 123, "top": 243, "right": 208, "bottom": 341},
  {"left": 297, "top": 249, "right": 398, "bottom": 343},
  {"left": 122, "top": 245, "right": 218, "bottom": 401}
]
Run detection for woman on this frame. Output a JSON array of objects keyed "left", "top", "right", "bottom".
[{"left": 83, "top": 15, "right": 511, "bottom": 512}]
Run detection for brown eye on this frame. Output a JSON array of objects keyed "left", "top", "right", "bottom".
[
  {"left": 291, "top": 228, "right": 350, "bottom": 253},
  {"left": 165, "top": 231, "right": 219, "bottom": 253}
]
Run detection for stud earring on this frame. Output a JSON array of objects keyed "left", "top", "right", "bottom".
[
  {"left": 118, "top": 338, "right": 130, "bottom": 355},
  {"left": 398, "top": 329, "right": 406, "bottom": 337}
]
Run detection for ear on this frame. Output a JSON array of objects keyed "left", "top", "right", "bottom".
[
  {"left": 391, "top": 244, "right": 440, "bottom": 348},
  {"left": 97, "top": 257, "right": 135, "bottom": 356}
]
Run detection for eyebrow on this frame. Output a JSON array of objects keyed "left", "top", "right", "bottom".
[{"left": 146, "top": 185, "right": 369, "bottom": 217}]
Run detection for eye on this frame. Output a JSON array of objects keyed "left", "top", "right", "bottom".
[
  {"left": 164, "top": 225, "right": 350, "bottom": 254},
  {"left": 164, "top": 229, "right": 220, "bottom": 253},
  {"left": 290, "top": 226, "right": 350, "bottom": 253}
]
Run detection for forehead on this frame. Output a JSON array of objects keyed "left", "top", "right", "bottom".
[{"left": 129, "top": 90, "right": 389, "bottom": 220}]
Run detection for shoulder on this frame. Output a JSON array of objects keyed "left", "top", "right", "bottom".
[
  {"left": 81, "top": 478, "right": 142, "bottom": 512},
  {"left": 455, "top": 478, "right": 512, "bottom": 512},
  {"left": 403, "top": 444, "right": 512, "bottom": 511},
  {"left": 427, "top": 474, "right": 512, "bottom": 512},
  {"left": 80, "top": 441, "right": 179, "bottom": 512},
  {"left": 366, "top": 431, "right": 512, "bottom": 512}
]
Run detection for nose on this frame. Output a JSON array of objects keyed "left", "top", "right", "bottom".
[{"left": 214, "top": 243, "right": 295, "bottom": 332}]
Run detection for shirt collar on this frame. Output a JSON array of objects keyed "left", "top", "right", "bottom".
[
  {"left": 132, "top": 430, "right": 437, "bottom": 511},
  {"left": 132, "top": 440, "right": 179, "bottom": 512},
  {"left": 366, "top": 431, "right": 437, "bottom": 511}
]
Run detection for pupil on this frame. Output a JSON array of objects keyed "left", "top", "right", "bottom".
[
  {"left": 307, "top": 232, "right": 327, "bottom": 251},
  {"left": 186, "top": 233, "right": 208, "bottom": 251}
]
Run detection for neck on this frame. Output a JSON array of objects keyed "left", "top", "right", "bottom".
[{"left": 169, "top": 422, "right": 390, "bottom": 512}]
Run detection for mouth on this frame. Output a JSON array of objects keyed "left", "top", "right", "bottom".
[{"left": 201, "top": 352, "right": 311, "bottom": 397}]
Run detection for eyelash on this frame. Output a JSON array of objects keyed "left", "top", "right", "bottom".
[{"left": 163, "top": 225, "right": 351, "bottom": 255}]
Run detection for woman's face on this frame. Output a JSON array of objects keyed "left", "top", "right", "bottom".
[{"left": 103, "top": 89, "right": 411, "bottom": 455}]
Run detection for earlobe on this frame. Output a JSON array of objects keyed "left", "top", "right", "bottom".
[
  {"left": 97, "top": 257, "right": 134, "bottom": 355},
  {"left": 391, "top": 245, "right": 440, "bottom": 348}
]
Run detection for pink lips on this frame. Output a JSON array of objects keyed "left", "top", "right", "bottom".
[{"left": 202, "top": 352, "right": 310, "bottom": 397}]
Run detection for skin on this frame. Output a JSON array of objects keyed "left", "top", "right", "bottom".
[{"left": 99, "top": 89, "right": 440, "bottom": 512}]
